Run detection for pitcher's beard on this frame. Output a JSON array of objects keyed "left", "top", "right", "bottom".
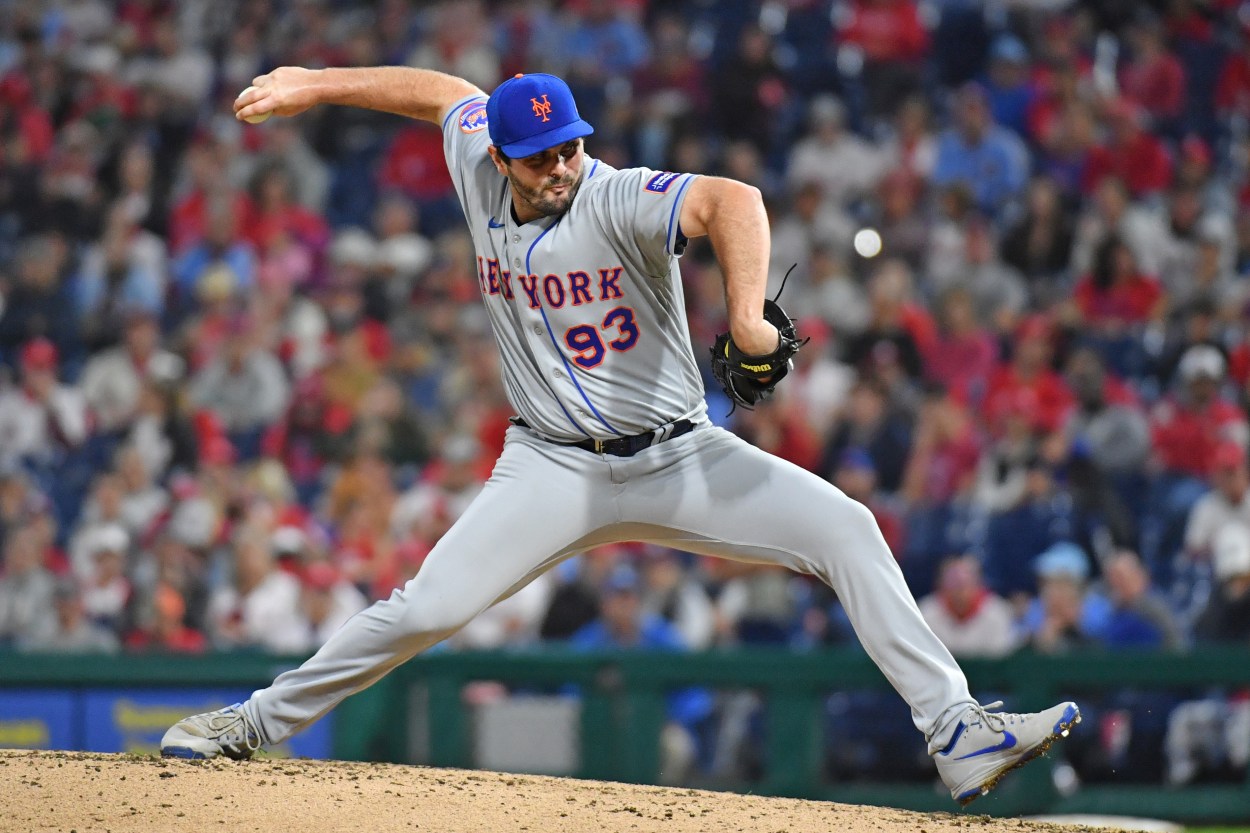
[{"left": 512, "top": 172, "right": 582, "bottom": 218}]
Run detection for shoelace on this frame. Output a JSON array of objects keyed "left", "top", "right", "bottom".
[
  {"left": 963, "top": 701, "right": 1008, "bottom": 734},
  {"left": 209, "top": 708, "right": 263, "bottom": 752}
]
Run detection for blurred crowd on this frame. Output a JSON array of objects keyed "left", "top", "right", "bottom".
[{"left": 1, "top": 0, "right": 1249, "bottom": 788}]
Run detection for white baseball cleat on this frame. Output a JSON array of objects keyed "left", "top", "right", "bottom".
[
  {"left": 933, "top": 700, "right": 1081, "bottom": 806},
  {"left": 160, "top": 703, "right": 263, "bottom": 760}
]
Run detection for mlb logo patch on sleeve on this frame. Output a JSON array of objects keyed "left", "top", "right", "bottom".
[
  {"left": 459, "top": 101, "right": 488, "bottom": 133},
  {"left": 645, "top": 171, "right": 681, "bottom": 193}
]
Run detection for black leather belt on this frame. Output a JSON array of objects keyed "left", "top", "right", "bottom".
[{"left": 511, "top": 417, "right": 694, "bottom": 457}]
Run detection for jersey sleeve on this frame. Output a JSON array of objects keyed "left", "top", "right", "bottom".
[
  {"left": 441, "top": 94, "right": 495, "bottom": 215},
  {"left": 594, "top": 167, "right": 699, "bottom": 273}
]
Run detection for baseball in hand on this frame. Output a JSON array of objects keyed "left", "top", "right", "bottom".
[{"left": 236, "top": 86, "right": 271, "bottom": 124}]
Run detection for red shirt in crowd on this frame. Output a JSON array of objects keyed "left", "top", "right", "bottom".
[
  {"left": 1151, "top": 397, "right": 1250, "bottom": 477},
  {"left": 1074, "top": 273, "right": 1164, "bottom": 325},
  {"left": 1120, "top": 53, "right": 1186, "bottom": 122},
  {"left": 983, "top": 364, "right": 1075, "bottom": 435},
  {"left": 379, "top": 124, "right": 455, "bottom": 201},
  {"left": 169, "top": 190, "right": 255, "bottom": 254},
  {"left": 1216, "top": 49, "right": 1250, "bottom": 115},
  {"left": 914, "top": 425, "right": 981, "bottom": 505},
  {"left": 922, "top": 331, "right": 998, "bottom": 404},
  {"left": 1083, "top": 132, "right": 1173, "bottom": 197},
  {"left": 838, "top": 0, "right": 929, "bottom": 63}
]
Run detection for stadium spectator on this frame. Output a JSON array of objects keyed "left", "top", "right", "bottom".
[
  {"left": 1062, "top": 348, "right": 1152, "bottom": 481},
  {"left": 983, "top": 315, "right": 1073, "bottom": 436},
  {"left": 981, "top": 453, "right": 1082, "bottom": 599},
  {"left": 74, "top": 205, "right": 166, "bottom": 350},
  {"left": 1164, "top": 523, "right": 1250, "bottom": 785},
  {"left": 786, "top": 95, "right": 884, "bottom": 208},
  {"left": 637, "top": 548, "right": 716, "bottom": 652},
  {"left": 878, "top": 95, "right": 936, "bottom": 181},
  {"left": 1156, "top": 186, "right": 1235, "bottom": 301},
  {"left": 1082, "top": 99, "right": 1174, "bottom": 198},
  {"left": 1021, "top": 542, "right": 1109, "bottom": 653},
  {"left": 245, "top": 161, "right": 329, "bottom": 261},
  {"left": 931, "top": 83, "right": 1030, "bottom": 217},
  {"left": 1100, "top": 550, "right": 1184, "bottom": 650},
  {"left": 929, "top": 220, "right": 1028, "bottom": 334},
  {"left": 1151, "top": 346, "right": 1249, "bottom": 480},
  {"left": 918, "top": 555, "right": 1017, "bottom": 658},
  {"left": 791, "top": 320, "right": 856, "bottom": 426},
  {"left": 207, "top": 529, "right": 303, "bottom": 652},
  {"left": 982, "top": 34, "right": 1036, "bottom": 139},
  {"left": 1193, "top": 523, "right": 1250, "bottom": 646},
  {"left": 767, "top": 181, "right": 855, "bottom": 291},
  {"left": 845, "top": 260, "right": 929, "bottom": 382},
  {"left": 873, "top": 169, "right": 930, "bottom": 270},
  {"left": 124, "top": 582, "right": 207, "bottom": 653},
  {"left": 1000, "top": 176, "right": 1075, "bottom": 297},
  {"left": 170, "top": 197, "right": 256, "bottom": 306},
  {"left": 712, "top": 24, "right": 788, "bottom": 155},
  {"left": 818, "top": 377, "right": 912, "bottom": 494},
  {"left": 189, "top": 318, "right": 290, "bottom": 449},
  {"left": 0, "top": 235, "right": 80, "bottom": 365},
  {"left": 76, "top": 523, "right": 131, "bottom": 634},
  {"left": 1216, "top": 25, "right": 1250, "bottom": 120},
  {"left": 1184, "top": 443, "right": 1250, "bottom": 560},
  {"left": 293, "top": 561, "right": 368, "bottom": 653},
  {"left": 0, "top": 338, "right": 89, "bottom": 468},
  {"left": 0, "top": 524, "right": 56, "bottom": 646},
  {"left": 837, "top": 0, "right": 929, "bottom": 118},
  {"left": 18, "top": 577, "right": 118, "bottom": 653},
  {"left": 733, "top": 398, "right": 822, "bottom": 472},
  {"left": 1120, "top": 16, "right": 1186, "bottom": 133},
  {"left": 1073, "top": 235, "right": 1165, "bottom": 335},
  {"left": 80, "top": 308, "right": 182, "bottom": 435}
]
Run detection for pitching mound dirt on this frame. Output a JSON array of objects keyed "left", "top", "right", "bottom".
[{"left": 2, "top": 750, "right": 1099, "bottom": 833}]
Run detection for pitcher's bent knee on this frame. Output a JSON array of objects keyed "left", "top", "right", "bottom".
[{"left": 391, "top": 590, "right": 476, "bottom": 639}]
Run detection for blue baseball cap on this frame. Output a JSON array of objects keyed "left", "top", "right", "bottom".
[{"left": 486, "top": 73, "right": 594, "bottom": 158}]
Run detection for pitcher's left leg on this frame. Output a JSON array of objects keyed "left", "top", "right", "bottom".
[
  {"left": 622, "top": 426, "right": 973, "bottom": 738},
  {"left": 617, "top": 426, "right": 1079, "bottom": 803}
]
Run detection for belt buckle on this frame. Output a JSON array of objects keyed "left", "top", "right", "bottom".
[{"left": 593, "top": 438, "right": 605, "bottom": 454}]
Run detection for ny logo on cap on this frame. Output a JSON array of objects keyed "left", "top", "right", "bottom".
[{"left": 531, "top": 94, "right": 552, "bottom": 122}]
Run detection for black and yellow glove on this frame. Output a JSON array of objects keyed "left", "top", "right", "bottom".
[{"left": 710, "top": 299, "right": 805, "bottom": 409}]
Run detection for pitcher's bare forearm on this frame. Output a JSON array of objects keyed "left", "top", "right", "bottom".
[
  {"left": 679, "top": 177, "right": 778, "bottom": 355},
  {"left": 235, "top": 66, "right": 484, "bottom": 125}
]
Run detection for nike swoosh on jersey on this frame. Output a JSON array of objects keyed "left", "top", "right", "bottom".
[
  {"left": 954, "top": 729, "right": 1018, "bottom": 760},
  {"left": 488, "top": 217, "right": 505, "bottom": 229}
]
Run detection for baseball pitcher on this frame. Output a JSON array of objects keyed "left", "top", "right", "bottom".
[{"left": 162, "top": 66, "right": 1079, "bottom": 804}]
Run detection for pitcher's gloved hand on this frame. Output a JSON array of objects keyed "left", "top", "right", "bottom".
[{"left": 710, "top": 299, "right": 806, "bottom": 409}]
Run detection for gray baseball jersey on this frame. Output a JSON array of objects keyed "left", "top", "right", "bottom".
[
  {"left": 237, "top": 93, "right": 979, "bottom": 763},
  {"left": 442, "top": 93, "right": 707, "bottom": 441}
]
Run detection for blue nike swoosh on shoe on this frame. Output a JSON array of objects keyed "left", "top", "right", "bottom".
[
  {"left": 162, "top": 747, "right": 207, "bottom": 759},
  {"left": 488, "top": 217, "right": 505, "bottom": 228},
  {"left": 954, "top": 729, "right": 1018, "bottom": 760}
]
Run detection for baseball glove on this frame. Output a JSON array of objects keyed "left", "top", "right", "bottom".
[{"left": 710, "top": 297, "right": 805, "bottom": 409}]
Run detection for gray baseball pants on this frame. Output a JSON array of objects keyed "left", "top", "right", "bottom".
[{"left": 244, "top": 423, "right": 975, "bottom": 749}]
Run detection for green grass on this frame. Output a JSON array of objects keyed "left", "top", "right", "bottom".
[{"left": 1186, "top": 828, "right": 1250, "bottom": 833}]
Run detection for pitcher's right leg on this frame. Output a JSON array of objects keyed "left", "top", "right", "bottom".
[{"left": 162, "top": 428, "right": 617, "bottom": 758}]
